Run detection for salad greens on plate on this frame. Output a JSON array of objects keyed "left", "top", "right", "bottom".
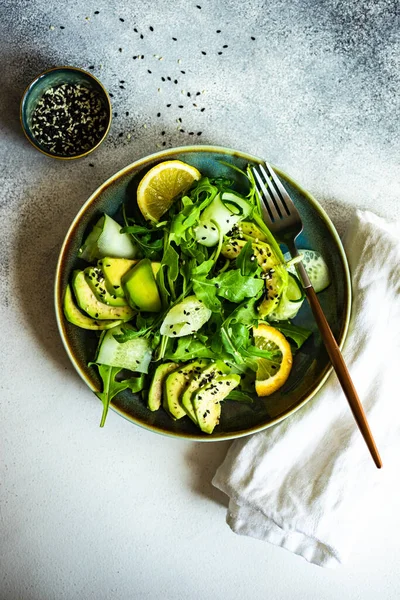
[{"left": 64, "top": 160, "right": 330, "bottom": 433}]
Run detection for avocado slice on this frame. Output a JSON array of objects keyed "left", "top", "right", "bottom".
[
  {"left": 181, "top": 360, "right": 230, "bottom": 424},
  {"left": 193, "top": 374, "right": 241, "bottom": 434},
  {"left": 258, "top": 265, "right": 288, "bottom": 317},
  {"left": 63, "top": 285, "right": 124, "bottom": 330},
  {"left": 100, "top": 258, "right": 137, "bottom": 298},
  {"left": 72, "top": 270, "right": 134, "bottom": 320},
  {"left": 239, "top": 221, "right": 268, "bottom": 242},
  {"left": 222, "top": 239, "right": 278, "bottom": 272},
  {"left": 85, "top": 266, "right": 128, "bottom": 307},
  {"left": 148, "top": 362, "right": 178, "bottom": 411},
  {"left": 163, "top": 360, "right": 206, "bottom": 420},
  {"left": 122, "top": 258, "right": 162, "bottom": 312}
]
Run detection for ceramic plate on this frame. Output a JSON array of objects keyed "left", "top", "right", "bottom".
[{"left": 55, "top": 145, "right": 351, "bottom": 440}]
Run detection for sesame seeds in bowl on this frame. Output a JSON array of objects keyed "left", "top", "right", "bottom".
[{"left": 20, "top": 66, "right": 112, "bottom": 160}]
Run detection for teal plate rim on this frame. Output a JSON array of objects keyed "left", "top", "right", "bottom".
[{"left": 54, "top": 145, "right": 352, "bottom": 441}]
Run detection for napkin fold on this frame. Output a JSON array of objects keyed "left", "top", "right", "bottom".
[{"left": 213, "top": 210, "right": 400, "bottom": 568}]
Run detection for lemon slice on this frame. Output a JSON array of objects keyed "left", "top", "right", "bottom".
[
  {"left": 137, "top": 160, "right": 201, "bottom": 221},
  {"left": 253, "top": 323, "right": 293, "bottom": 396}
]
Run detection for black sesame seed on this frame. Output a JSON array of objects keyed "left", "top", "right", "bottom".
[
  {"left": 251, "top": 36, "right": 256, "bottom": 41},
  {"left": 120, "top": 80, "right": 125, "bottom": 83},
  {"left": 119, "top": 17, "right": 124, "bottom": 22},
  {"left": 201, "top": 51, "right": 206, "bottom": 55},
  {"left": 140, "top": 34, "right": 144, "bottom": 39},
  {"left": 134, "top": 28, "right": 138, "bottom": 32},
  {"left": 161, "top": 77, "right": 166, "bottom": 81},
  {"left": 95, "top": 313, "right": 99, "bottom": 317},
  {"left": 197, "top": 131, "right": 202, "bottom": 136},
  {"left": 89, "top": 65, "right": 94, "bottom": 70},
  {"left": 109, "top": 93, "right": 114, "bottom": 97},
  {"left": 216, "top": 29, "right": 221, "bottom": 33},
  {"left": 119, "top": 132, "right": 123, "bottom": 137},
  {"left": 161, "top": 130, "right": 165, "bottom": 135},
  {"left": 218, "top": 51, "right": 223, "bottom": 55},
  {"left": 157, "top": 112, "right": 161, "bottom": 117},
  {"left": 60, "top": 25, "right": 65, "bottom": 29},
  {"left": 200, "top": 108, "right": 205, "bottom": 112},
  {"left": 119, "top": 48, "right": 122, "bottom": 52},
  {"left": 223, "top": 44, "right": 228, "bottom": 48},
  {"left": 94, "top": 11, "right": 99, "bottom": 14},
  {"left": 174, "top": 79, "right": 178, "bottom": 84},
  {"left": 148, "top": 69, "right": 152, "bottom": 74},
  {"left": 89, "top": 163, "right": 94, "bottom": 167},
  {"left": 166, "top": 103, "right": 171, "bottom": 107},
  {"left": 119, "top": 85, "right": 125, "bottom": 89},
  {"left": 172, "top": 331, "right": 177, "bottom": 335},
  {"left": 162, "top": 141, "right": 166, "bottom": 146},
  {"left": 181, "top": 70, "right": 186, "bottom": 74},
  {"left": 172, "top": 37, "right": 177, "bottom": 41},
  {"left": 113, "top": 285, "right": 120, "bottom": 289},
  {"left": 178, "top": 105, "right": 184, "bottom": 108},
  {"left": 201, "top": 236, "right": 207, "bottom": 240},
  {"left": 114, "top": 112, "right": 118, "bottom": 117},
  {"left": 149, "top": 26, "right": 154, "bottom": 31},
  {"left": 126, "top": 111, "right": 129, "bottom": 116}
]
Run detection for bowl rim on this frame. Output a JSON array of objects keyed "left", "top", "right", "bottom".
[
  {"left": 20, "top": 65, "right": 112, "bottom": 160},
  {"left": 54, "top": 144, "right": 352, "bottom": 441}
]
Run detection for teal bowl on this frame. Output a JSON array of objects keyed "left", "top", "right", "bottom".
[
  {"left": 55, "top": 146, "right": 351, "bottom": 440},
  {"left": 20, "top": 66, "right": 112, "bottom": 159}
]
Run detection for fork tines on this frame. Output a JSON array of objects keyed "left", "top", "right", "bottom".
[{"left": 252, "top": 162, "right": 296, "bottom": 223}]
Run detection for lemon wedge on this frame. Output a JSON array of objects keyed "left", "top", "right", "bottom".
[
  {"left": 137, "top": 160, "right": 201, "bottom": 221},
  {"left": 253, "top": 323, "right": 293, "bottom": 396}
]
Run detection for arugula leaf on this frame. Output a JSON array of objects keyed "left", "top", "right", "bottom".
[
  {"left": 162, "top": 244, "right": 180, "bottom": 299},
  {"left": 271, "top": 321, "right": 312, "bottom": 349},
  {"left": 192, "top": 276, "right": 222, "bottom": 311},
  {"left": 90, "top": 364, "right": 146, "bottom": 427},
  {"left": 122, "top": 205, "right": 164, "bottom": 259},
  {"left": 164, "top": 335, "right": 218, "bottom": 361},
  {"left": 214, "top": 269, "right": 264, "bottom": 303},
  {"left": 236, "top": 240, "right": 259, "bottom": 276},
  {"left": 226, "top": 390, "right": 254, "bottom": 404}
]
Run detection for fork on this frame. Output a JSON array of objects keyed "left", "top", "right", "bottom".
[{"left": 252, "top": 162, "right": 382, "bottom": 469}]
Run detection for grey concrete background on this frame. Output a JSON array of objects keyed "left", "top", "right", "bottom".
[{"left": 1, "top": 1, "right": 399, "bottom": 599}]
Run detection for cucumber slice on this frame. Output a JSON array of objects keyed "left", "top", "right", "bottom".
[
  {"left": 95, "top": 324, "right": 152, "bottom": 373},
  {"left": 79, "top": 214, "right": 138, "bottom": 262},
  {"left": 268, "top": 273, "right": 305, "bottom": 321},
  {"left": 194, "top": 193, "right": 252, "bottom": 247},
  {"left": 284, "top": 249, "right": 331, "bottom": 293},
  {"left": 286, "top": 272, "right": 304, "bottom": 302},
  {"left": 160, "top": 295, "right": 212, "bottom": 337}
]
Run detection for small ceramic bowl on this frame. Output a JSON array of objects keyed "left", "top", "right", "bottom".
[{"left": 20, "top": 66, "right": 112, "bottom": 160}]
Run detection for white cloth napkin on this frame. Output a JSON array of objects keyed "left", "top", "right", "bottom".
[{"left": 213, "top": 210, "right": 400, "bottom": 568}]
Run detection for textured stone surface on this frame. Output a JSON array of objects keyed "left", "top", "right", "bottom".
[{"left": 1, "top": 1, "right": 399, "bottom": 599}]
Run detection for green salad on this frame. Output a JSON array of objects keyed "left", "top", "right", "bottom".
[{"left": 64, "top": 160, "right": 330, "bottom": 433}]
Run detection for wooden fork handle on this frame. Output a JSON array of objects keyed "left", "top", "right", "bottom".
[{"left": 305, "top": 286, "right": 382, "bottom": 468}]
